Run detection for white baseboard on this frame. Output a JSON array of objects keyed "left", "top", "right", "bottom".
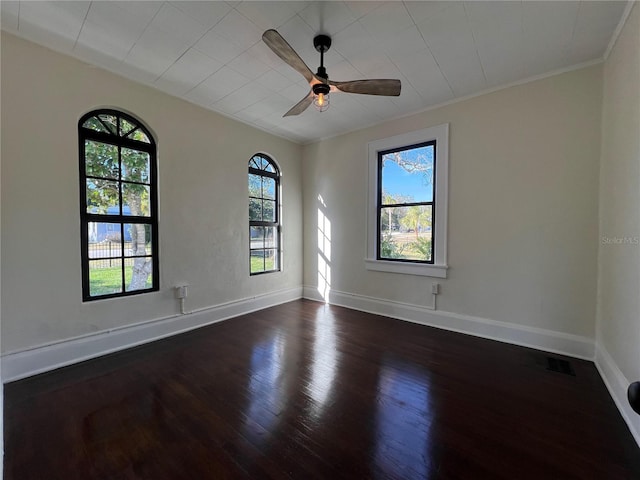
[
  {"left": 303, "top": 286, "right": 595, "bottom": 360},
  {"left": 595, "top": 344, "right": 640, "bottom": 448},
  {"left": 1, "top": 286, "right": 302, "bottom": 383}
]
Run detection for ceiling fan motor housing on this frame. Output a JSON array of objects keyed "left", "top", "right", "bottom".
[{"left": 313, "top": 83, "right": 330, "bottom": 96}]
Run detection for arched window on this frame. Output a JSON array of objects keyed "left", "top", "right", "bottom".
[
  {"left": 249, "top": 154, "right": 280, "bottom": 275},
  {"left": 79, "top": 109, "right": 159, "bottom": 300}
]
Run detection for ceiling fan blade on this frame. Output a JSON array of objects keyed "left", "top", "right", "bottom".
[
  {"left": 284, "top": 90, "right": 313, "bottom": 117},
  {"left": 330, "top": 79, "right": 401, "bottom": 96},
  {"left": 263, "top": 29, "right": 315, "bottom": 84}
]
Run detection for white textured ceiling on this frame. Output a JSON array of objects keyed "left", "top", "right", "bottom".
[{"left": 0, "top": 1, "right": 629, "bottom": 144}]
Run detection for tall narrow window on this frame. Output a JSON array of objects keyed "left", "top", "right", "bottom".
[
  {"left": 367, "top": 124, "right": 449, "bottom": 278},
  {"left": 79, "top": 109, "right": 159, "bottom": 300},
  {"left": 249, "top": 154, "right": 280, "bottom": 275}
]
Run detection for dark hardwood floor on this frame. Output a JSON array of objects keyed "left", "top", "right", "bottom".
[{"left": 4, "top": 299, "right": 640, "bottom": 479}]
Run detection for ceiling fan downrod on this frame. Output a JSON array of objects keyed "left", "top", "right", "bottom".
[
  {"left": 313, "top": 34, "right": 332, "bottom": 82},
  {"left": 312, "top": 34, "right": 332, "bottom": 110}
]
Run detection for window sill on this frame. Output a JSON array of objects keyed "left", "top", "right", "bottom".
[{"left": 365, "top": 259, "right": 448, "bottom": 278}]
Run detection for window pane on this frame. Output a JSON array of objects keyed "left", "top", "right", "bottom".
[
  {"left": 89, "top": 259, "right": 123, "bottom": 296},
  {"left": 125, "top": 257, "right": 153, "bottom": 292},
  {"left": 264, "top": 162, "right": 275, "bottom": 173},
  {"left": 263, "top": 200, "right": 276, "bottom": 222},
  {"left": 85, "top": 140, "right": 119, "bottom": 179},
  {"left": 249, "top": 174, "right": 261, "bottom": 196},
  {"left": 122, "top": 184, "right": 150, "bottom": 216},
  {"left": 379, "top": 206, "right": 396, "bottom": 235},
  {"left": 86, "top": 179, "right": 120, "bottom": 214},
  {"left": 124, "top": 224, "right": 152, "bottom": 256},
  {"left": 121, "top": 148, "right": 150, "bottom": 183},
  {"left": 129, "top": 129, "right": 150, "bottom": 143},
  {"left": 250, "top": 226, "right": 264, "bottom": 249},
  {"left": 249, "top": 198, "right": 262, "bottom": 221},
  {"left": 251, "top": 250, "right": 265, "bottom": 274},
  {"left": 120, "top": 118, "right": 137, "bottom": 136},
  {"left": 264, "top": 249, "right": 278, "bottom": 271},
  {"left": 88, "top": 222, "right": 123, "bottom": 257},
  {"left": 264, "top": 227, "right": 278, "bottom": 249},
  {"left": 381, "top": 144, "right": 434, "bottom": 203},
  {"left": 98, "top": 114, "right": 118, "bottom": 134},
  {"left": 263, "top": 177, "right": 276, "bottom": 199},
  {"left": 83, "top": 116, "right": 110, "bottom": 134},
  {"left": 379, "top": 205, "right": 433, "bottom": 261}
]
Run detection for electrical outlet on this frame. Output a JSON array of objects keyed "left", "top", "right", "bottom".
[
  {"left": 175, "top": 285, "right": 188, "bottom": 299},
  {"left": 431, "top": 283, "right": 440, "bottom": 295}
]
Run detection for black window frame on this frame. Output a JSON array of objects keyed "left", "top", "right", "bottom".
[
  {"left": 249, "top": 154, "right": 281, "bottom": 275},
  {"left": 79, "top": 109, "right": 159, "bottom": 301},
  {"left": 376, "top": 140, "right": 437, "bottom": 264}
]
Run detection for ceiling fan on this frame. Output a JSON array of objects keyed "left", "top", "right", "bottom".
[{"left": 262, "top": 29, "right": 401, "bottom": 116}]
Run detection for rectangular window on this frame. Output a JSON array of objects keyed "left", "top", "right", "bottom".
[
  {"left": 367, "top": 124, "right": 449, "bottom": 278},
  {"left": 378, "top": 141, "right": 435, "bottom": 263}
]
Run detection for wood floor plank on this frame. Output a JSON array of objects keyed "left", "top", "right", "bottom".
[{"left": 4, "top": 299, "right": 640, "bottom": 479}]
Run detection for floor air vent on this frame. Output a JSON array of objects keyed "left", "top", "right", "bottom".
[{"left": 546, "top": 357, "right": 575, "bottom": 376}]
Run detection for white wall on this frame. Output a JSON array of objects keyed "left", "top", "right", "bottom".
[
  {"left": 596, "top": 3, "right": 640, "bottom": 442},
  {"left": 0, "top": 32, "right": 303, "bottom": 355},
  {"left": 0, "top": 29, "right": 3, "bottom": 473},
  {"left": 303, "top": 65, "right": 603, "bottom": 343}
]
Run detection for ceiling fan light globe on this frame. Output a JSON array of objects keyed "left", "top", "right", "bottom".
[{"left": 313, "top": 92, "right": 330, "bottom": 112}]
